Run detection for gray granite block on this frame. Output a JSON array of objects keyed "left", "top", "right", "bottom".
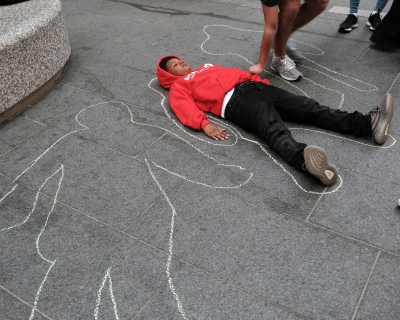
[
  {"left": 0, "top": 116, "right": 46, "bottom": 155},
  {"left": 281, "top": 35, "right": 398, "bottom": 113},
  {"left": 168, "top": 0, "right": 264, "bottom": 23},
  {"left": 21, "top": 83, "right": 105, "bottom": 132},
  {"left": 59, "top": 54, "right": 162, "bottom": 108},
  {"left": 90, "top": 0, "right": 181, "bottom": 25},
  {"left": 62, "top": 7, "right": 105, "bottom": 30},
  {"left": 153, "top": 14, "right": 263, "bottom": 59},
  {"left": 310, "top": 169, "right": 400, "bottom": 254},
  {"left": 0, "top": 0, "right": 70, "bottom": 110},
  {"left": 0, "top": 127, "right": 69, "bottom": 183},
  {"left": 137, "top": 264, "right": 304, "bottom": 319},
  {"left": 136, "top": 124, "right": 328, "bottom": 219},
  {"left": 0, "top": 191, "right": 179, "bottom": 319},
  {"left": 136, "top": 132, "right": 257, "bottom": 191},
  {"left": 355, "top": 252, "right": 400, "bottom": 319},
  {"left": 0, "top": 175, "right": 39, "bottom": 231},
  {"left": 22, "top": 85, "right": 175, "bottom": 156},
  {"left": 65, "top": 27, "right": 176, "bottom": 75},
  {"left": 73, "top": 13, "right": 170, "bottom": 46},
  {"left": 60, "top": 0, "right": 115, "bottom": 15},
  {"left": 0, "top": 128, "right": 180, "bottom": 230},
  {"left": 127, "top": 179, "right": 378, "bottom": 318},
  {"left": 0, "top": 289, "right": 48, "bottom": 320}
]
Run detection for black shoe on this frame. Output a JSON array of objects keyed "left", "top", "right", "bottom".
[
  {"left": 366, "top": 12, "right": 381, "bottom": 31},
  {"left": 339, "top": 14, "right": 358, "bottom": 32}
]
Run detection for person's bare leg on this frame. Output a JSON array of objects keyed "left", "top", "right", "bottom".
[
  {"left": 291, "top": 0, "right": 329, "bottom": 33},
  {"left": 272, "top": 0, "right": 302, "bottom": 81},
  {"left": 249, "top": 4, "right": 279, "bottom": 75},
  {"left": 274, "top": 0, "right": 300, "bottom": 57}
]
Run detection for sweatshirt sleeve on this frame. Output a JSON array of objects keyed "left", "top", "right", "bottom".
[{"left": 168, "top": 83, "right": 210, "bottom": 131}]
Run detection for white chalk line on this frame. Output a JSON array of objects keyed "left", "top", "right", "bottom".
[
  {"left": 150, "top": 160, "right": 253, "bottom": 189},
  {"left": 145, "top": 158, "right": 188, "bottom": 320},
  {"left": 92, "top": 99, "right": 252, "bottom": 186},
  {"left": 94, "top": 267, "right": 120, "bottom": 320},
  {"left": 28, "top": 166, "right": 64, "bottom": 319},
  {"left": 0, "top": 97, "right": 254, "bottom": 320},
  {"left": 300, "top": 55, "right": 378, "bottom": 92},
  {"left": 0, "top": 167, "right": 64, "bottom": 319},
  {"left": 301, "top": 75, "right": 345, "bottom": 109},
  {"left": 289, "top": 128, "right": 397, "bottom": 149},
  {"left": 0, "top": 165, "right": 63, "bottom": 319},
  {"left": 0, "top": 184, "right": 18, "bottom": 207}
]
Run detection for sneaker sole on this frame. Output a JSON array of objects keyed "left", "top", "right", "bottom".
[
  {"left": 304, "top": 146, "right": 338, "bottom": 186},
  {"left": 374, "top": 93, "right": 394, "bottom": 144},
  {"left": 366, "top": 21, "right": 376, "bottom": 31},
  {"left": 270, "top": 65, "right": 302, "bottom": 81},
  {"left": 339, "top": 24, "right": 358, "bottom": 32}
]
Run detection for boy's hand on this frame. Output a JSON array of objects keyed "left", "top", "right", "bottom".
[
  {"left": 204, "top": 123, "right": 229, "bottom": 140},
  {"left": 248, "top": 63, "right": 265, "bottom": 76}
]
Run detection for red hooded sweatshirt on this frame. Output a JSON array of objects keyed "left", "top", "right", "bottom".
[{"left": 157, "top": 55, "right": 270, "bottom": 131}]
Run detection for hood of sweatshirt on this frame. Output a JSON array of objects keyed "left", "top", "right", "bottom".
[{"left": 156, "top": 55, "right": 185, "bottom": 89}]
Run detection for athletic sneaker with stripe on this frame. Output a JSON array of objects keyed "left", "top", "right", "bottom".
[{"left": 339, "top": 14, "right": 358, "bottom": 32}]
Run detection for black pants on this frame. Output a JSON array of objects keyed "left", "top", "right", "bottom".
[{"left": 224, "top": 82, "right": 372, "bottom": 173}]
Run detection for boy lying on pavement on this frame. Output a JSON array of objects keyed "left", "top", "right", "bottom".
[{"left": 156, "top": 55, "right": 394, "bottom": 186}]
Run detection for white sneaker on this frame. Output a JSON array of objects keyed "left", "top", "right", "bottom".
[{"left": 270, "top": 55, "right": 302, "bottom": 81}]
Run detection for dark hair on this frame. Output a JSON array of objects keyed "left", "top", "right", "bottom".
[{"left": 160, "top": 57, "right": 174, "bottom": 71}]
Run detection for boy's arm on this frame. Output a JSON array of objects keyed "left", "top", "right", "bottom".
[
  {"left": 169, "top": 85, "right": 228, "bottom": 140},
  {"left": 203, "top": 123, "right": 228, "bottom": 140},
  {"left": 168, "top": 85, "right": 210, "bottom": 131}
]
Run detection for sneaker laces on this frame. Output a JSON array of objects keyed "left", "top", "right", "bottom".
[
  {"left": 367, "top": 106, "right": 380, "bottom": 116},
  {"left": 280, "top": 56, "right": 296, "bottom": 70},
  {"left": 367, "top": 106, "right": 381, "bottom": 132}
]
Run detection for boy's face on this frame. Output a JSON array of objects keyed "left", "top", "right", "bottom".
[{"left": 166, "top": 58, "right": 193, "bottom": 76}]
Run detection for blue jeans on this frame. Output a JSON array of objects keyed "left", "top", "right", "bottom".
[
  {"left": 350, "top": 0, "right": 389, "bottom": 14},
  {"left": 224, "top": 82, "right": 372, "bottom": 173}
]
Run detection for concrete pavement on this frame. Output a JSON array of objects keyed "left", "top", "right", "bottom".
[{"left": 0, "top": 0, "right": 399, "bottom": 318}]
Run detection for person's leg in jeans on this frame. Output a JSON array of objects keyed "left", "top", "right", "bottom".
[
  {"left": 224, "top": 82, "right": 338, "bottom": 185},
  {"left": 367, "top": 0, "right": 389, "bottom": 30},
  {"left": 350, "top": 0, "right": 360, "bottom": 14},
  {"left": 339, "top": 0, "right": 359, "bottom": 32},
  {"left": 374, "top": 0, "right": 389, "bottom": 12}
]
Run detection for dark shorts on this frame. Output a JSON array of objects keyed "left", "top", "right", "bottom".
[{"left": 260, "top": 0, "right": 279, "bottom": 7}]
